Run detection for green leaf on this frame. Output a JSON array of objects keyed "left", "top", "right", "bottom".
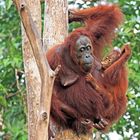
[
  {"left": 6, "top": 0, "right": 13, "bottom": 10},
  {"left": 0, "top": 96, "right": 7, "bottom": 107}
]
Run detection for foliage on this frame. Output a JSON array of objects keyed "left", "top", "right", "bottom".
[
  {"left": 107, "top": 1, "right": 140, "bottom": 140},
  {"left": 0, "top": 0, "right": 139, "bottom": 140},
  {"left": 0, "top": 1, "right": 27, "bottom": 140}
]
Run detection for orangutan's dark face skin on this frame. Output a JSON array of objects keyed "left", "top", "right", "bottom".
[{"left": 75, "top": 36, "right": 94, "bottom": 72}]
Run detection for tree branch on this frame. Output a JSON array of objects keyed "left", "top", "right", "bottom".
[{"left": 13, "top": 0, "right": 60, "bottom": 140}]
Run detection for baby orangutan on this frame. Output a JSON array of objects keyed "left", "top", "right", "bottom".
[
  {"left": 101, "top": 47, "right": 121, "bottom": 70},
  {"left": 86, "top": 43, "right": 131, "bottom": 130},
  {"left": 86, "top": 47, "right": 121, "bottom": 94}
]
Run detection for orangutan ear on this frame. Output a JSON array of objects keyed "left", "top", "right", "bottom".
[{"left": 60, "top": 70, "right": 79, "bottom": 87}]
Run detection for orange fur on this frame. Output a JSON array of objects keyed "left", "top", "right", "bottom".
[
  {"left": 70, "top": 5, "right": 123, "bottom": 58},
  {"left": 47, "top": 4, "right": 130, "bottom": 136},
  {"left": 87, "top": 45, "right": 131, "bottom": 130}
]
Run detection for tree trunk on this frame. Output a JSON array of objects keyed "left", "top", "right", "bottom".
[
  {"left": 21, "top": 0, "right": 41, "bottom": 140},
  {"left": 43, "top": 0, "right": 68, "bottom": 49},
  {"left": 43, "top": 0, "right": 93, "bottom": 139}
]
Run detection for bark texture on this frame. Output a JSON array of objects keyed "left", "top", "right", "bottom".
[
  {"left": 21, "top": 1, "right": 41, "bottom": 140},
  {"left": 43, "top": 0, "right": 68, "bottom": 49},
  {"left": 16, "top": 0, "right": 59, "bottom": 139}
]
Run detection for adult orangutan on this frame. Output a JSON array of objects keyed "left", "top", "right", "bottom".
[
  {"left": 86, "top": 44, "right": 131, "bottom": 130},
  {"left": 47, "top": 33, "right": 111, "bottom": 135},
  {"left": 46, "top": 4, "right": 130, "bottom": 136}
]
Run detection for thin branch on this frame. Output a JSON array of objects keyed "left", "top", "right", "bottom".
[
  {"left": 5, "top": 93, "right": 17, "bottom": 99},
  {"left": 15, "top": 69, "right": 21, "bottom": 91}
]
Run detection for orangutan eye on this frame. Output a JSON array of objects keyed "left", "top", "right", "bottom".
[
  {"left": 86, "top": 45, "right": 91, "bottom": 51},
  {"left": 80, "top": 47, "right": 85, "bottom": 52}
]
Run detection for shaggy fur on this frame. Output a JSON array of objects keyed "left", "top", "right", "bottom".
[{"left": 46, "top": 4, "right": 130, "bottom": 134}]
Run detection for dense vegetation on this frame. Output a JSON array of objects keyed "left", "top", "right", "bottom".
[{"left": 0, "top": 0, "right": 140, "bottom": 139}]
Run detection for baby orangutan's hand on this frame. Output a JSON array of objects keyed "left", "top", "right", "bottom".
[{"left": 86, "top": 73, "right": 94, "bottom": 82}]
